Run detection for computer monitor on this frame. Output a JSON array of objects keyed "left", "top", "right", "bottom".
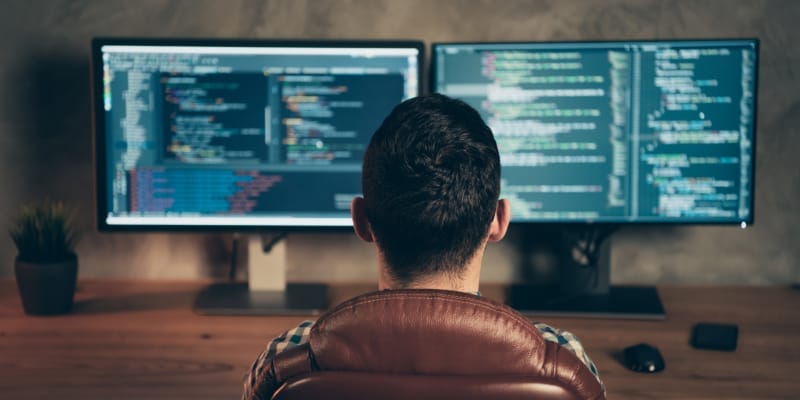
[
  {"left": 432, "top": 39, "right": 758, "bottom": 318},
  {"left": 92, "top": 38, "right": 423, "bottom": 314},
  {"left": 432, "top": 39, "right": 757, "bottom": 225},
  {"left": 92, "top": 38, "right": 423, "bottom": 231}
]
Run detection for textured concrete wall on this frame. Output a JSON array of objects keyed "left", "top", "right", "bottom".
[{"left": 0, "top": 0, "right": 797, "bottom": 284}]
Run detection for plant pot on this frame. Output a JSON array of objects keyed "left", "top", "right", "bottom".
[{"left": 14, "top": 254, "right": 78, "bottom": 316}]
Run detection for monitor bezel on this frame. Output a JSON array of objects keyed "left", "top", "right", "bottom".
[
  {"left": 430, "top": 38, "right": 759, "bottom": 226},
  {"left": 91, "top": 37, "right": 425, "bottom": 232}
]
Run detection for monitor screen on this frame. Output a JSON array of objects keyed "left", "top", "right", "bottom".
[
  {"left": 432, "top": 39, "right": 757, "bottom": 224},
  {"left": 93, "top": 38, "right": 422, "bottom": 229}
]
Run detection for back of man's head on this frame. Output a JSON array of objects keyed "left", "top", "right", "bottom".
[{"left": 362, "top": 93, "right": 501, "bottom": 286}]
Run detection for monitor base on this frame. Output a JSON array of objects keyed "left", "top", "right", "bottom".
[
  {"left": 194, "top": 282, "right": 329, "bottom": 316},
  {"left": 506, "top": 285, "right": 665, "bottom": 320}
]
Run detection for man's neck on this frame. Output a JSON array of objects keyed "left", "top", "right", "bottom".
[
  {"left": 376, "top": 250, "right": 484, "bottom": 293},
  {"left": 395, "top": 275, "right": 478, "bottom": 293}
]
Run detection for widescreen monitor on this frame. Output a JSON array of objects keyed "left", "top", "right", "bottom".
[
  {"left": 432, "top": 39, "right": 758, "bottom": 224},
  {"left": 93, "top": 38, "right": 423, "bottom": 230}
]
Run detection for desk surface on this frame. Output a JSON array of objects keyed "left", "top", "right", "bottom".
[{"left": 1, "top": 280, "right": 798, "bottom": 400}]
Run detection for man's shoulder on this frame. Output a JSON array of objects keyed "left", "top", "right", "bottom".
[
  {"left": 534, "top": 322, "right": 581, "bottom": 346},
  {"left": 533, "top": 322, "right": 600, "bottom": 378},
  {"left": 269, "top": 320, "right": 315, "bottom": 355}
]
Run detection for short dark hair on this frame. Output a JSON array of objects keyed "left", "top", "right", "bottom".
[{"left": 362, "top": 94, "right": 501, "bottom": 285}]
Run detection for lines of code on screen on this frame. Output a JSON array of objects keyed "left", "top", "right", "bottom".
[
  {"left": 435, "top": 40, "right": 756, "bottom": 223},
  {"left": 101, "top": 45, "right": 415, "bottom": 224}
]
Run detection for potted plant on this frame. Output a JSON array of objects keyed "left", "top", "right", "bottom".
[{"left": 9, "top": 201, "right": 79, "bottom": 315}]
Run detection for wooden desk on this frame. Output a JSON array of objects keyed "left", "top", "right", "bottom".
[{"left": 1, "top": 281, "right": 798, "bottom": 399}]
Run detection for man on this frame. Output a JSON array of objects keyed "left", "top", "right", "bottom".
[{"left": 243, "top": 94, "right": 602, "bottom": 399}]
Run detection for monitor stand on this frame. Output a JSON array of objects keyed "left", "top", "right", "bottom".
[
  {"left": 506, "top": 237, "right": 665, "bottom": 320},
  {"left": 194, "top": 235, "right": 329, "bottom": 315}
]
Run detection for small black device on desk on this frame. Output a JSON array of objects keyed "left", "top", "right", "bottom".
[
  {"left": 623, "top": 343, "right": 665, "bottom": 373},
  {"left": 691, "top": 322, "right": 739, "bottom": 351}
]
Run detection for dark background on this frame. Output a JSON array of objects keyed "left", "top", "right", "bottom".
[{"left": 0, "top": 0, "right": 797, "bottom": 284}]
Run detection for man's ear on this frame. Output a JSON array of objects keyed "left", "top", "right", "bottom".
[
  {"left": 351, "top": 196, "right": 375, "bottom": 243},
  {"left": 487, "top": 198, "right": 511, "bottom": 242}
]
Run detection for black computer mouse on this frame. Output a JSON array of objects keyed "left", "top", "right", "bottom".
[{"left": 623, "top": 343, "right": 665, "bottom": 373}]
